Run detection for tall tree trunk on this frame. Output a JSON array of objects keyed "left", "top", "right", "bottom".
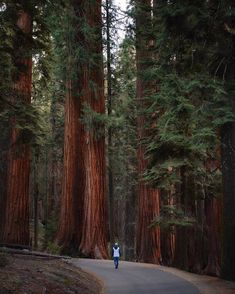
[
  {"left": 135, "top": 0, "right": 161, "bottom": 264},
  {"left": 174, "top": 168, "right": 205, "bottom": 273},
  {"left": 0, "top": 123, "right": 9, "bottom": 242},
  {"left": 79, "top": 0, "right": 108, "bottom": 258},
  {"left": 57, "top": 0, "right": 108, "bottom": 258},
  {"left": 56, "top": 1, "right": 88, "bottom": 254},
  {"left": 204, "top": 197, "right": 221, "bottom": 276},
  {"left": 106, "top": 0, "right": 115, "bottom": 245},
  {"left": 56, "top": 78, "right": 84, "bottom": 253},
  {"left": 221, "top": 122, "right": 235, "bottom": 280},
  {"left": 3, "top": 9, "right": 32, "bottom": 246},
  {"left": 202, "top": 152, "right": 221, "bottom": 276}
]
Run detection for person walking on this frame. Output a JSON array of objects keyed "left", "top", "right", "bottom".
[{"left": 112, "top": 242, "right": 121, "bottom": 269}]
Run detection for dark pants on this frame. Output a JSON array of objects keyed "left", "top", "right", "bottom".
[{"left": 114, "top": 257, "right": 119, "bottom": 268}]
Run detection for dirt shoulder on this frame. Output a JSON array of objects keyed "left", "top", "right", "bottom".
[{"left": 0, "top": 253, "right": 103, "bottom": 294}]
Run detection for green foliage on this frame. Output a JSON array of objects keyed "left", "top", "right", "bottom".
[
  {"left": 142, "top": 1, "right": 235, "bottom": 200},
  {"left": 46, "top": 242, "right": 62, "bottom": 255},
  {"left": 145, "top": 72, "right": 234, "bottom": 189},
  {"left": 44, "top": 211, "right": 59, "bottom": 244},
  {"left": 110, "top": 37, "right": 138, "bottom": 196},
  {"left": 0, "top": 0, "right": 53, "bottom": 151},
  {"left": 149, "top": 205, "right": 195, "bottom": 231}
]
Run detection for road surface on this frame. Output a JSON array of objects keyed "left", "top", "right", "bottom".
[{"left": 71, "top": 259, "right": 200, "bottom": 294}]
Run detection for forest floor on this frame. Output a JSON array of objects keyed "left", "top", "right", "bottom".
[{"left": 0, "top": 253, "right": 102, "bottom": 294}]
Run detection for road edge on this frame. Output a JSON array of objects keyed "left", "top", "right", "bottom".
[{"left": 68, "top": 259, "right": 106, "bottom": 294}]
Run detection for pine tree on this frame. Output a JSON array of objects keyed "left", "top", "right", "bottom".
[
  {"left": 143, "top": 0, "right": 234, "bottom": 274},
  {"left": 135, "top": 0, "right": 162, "bottom": 264},
  {"left": 78, "top": 0, "right": 108, "bottom": 258}
]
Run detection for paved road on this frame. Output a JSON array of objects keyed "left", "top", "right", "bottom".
[{"left": 71, "top": 259, "right": 200, "bottom": 294}]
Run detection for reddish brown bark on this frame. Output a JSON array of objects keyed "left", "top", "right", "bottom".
[
  {"left": 56, "top": 79, "right": 84, "bottom": 252},
  {"left": 136, "top": 184, "right": 161, "bottom": 263},
  {"left": 3, "top": 10, "right": 32, "bottom": 246},
  {"left": 204, "top": 197, "right": 221, "bottom": 276},
  {"left": 57, "top": 0, "right": 108, "bottom": 258},
  {"left": 221, "top": 122, "right": 235, "bottom": 281},
  {"left": 173, "top": 156, "right": 222, "bottom": 275},
  {"left": 0, "top": 129, "right": 8, "bottom": 242},
  {"left": 204, "top": 153, "right": 222, "bottom": 276},
  {"left": 135, "top": 0, "right": 161, "bottom": 264},
  {"left": 78, "top": 0, "right": 108, "bottom": 258}
]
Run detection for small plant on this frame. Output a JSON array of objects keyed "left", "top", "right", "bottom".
[
  {"left": 46, "top": 242, "right": 62, "bottom": 255},
  {"left": 0, "top": 252, "right": 10, "bottom": 267}
]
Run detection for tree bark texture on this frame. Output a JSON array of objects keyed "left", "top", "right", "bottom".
[
  {"left": 78, "top": 0, "right": 108, "bottom": 258},
  {"left": 0, "top": 123, "right": 9, "bottom": 242},
  {"left": 56, "top": 79, "right": 84, "bottom": 253},
  {"left": 106, "top": 0, "right": 115, "bottom": 246},
  {"left": 57, "top": 0, "right": 108, "bottom": 258},
  {"left": 173, "top": 168, "right": 205, "bottom": 272},
  {"left": 0, "top": 115, "right": 9, "bottom": 242},
  {"left": 221, "top": 122, "right": 235, "bottom": 281},
  {"left": 204, "top": 197, "right": 221, "bottom": 276},
  {"left": 173, "top": 161, "right": 221, "bottom": 275},
  {"left": 135, "top": 0, "right": 161, "bottom": 264},
  {"left": 173, "top": 168, "right": 192, "bottom": 271},
  {"left": 201, "top": 152, "right": 222, "bottom": 276},
  {"left": 3, "top": 10, "right": 32, "bottom": 246},
  {"left": 33, "top": 152, "right": 39, "bottom": 250}
]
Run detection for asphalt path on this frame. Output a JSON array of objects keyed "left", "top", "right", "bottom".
[{"left": 71, "top": 259, "right": 200, "bottom": 294}]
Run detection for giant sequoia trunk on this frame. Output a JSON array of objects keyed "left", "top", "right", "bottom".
[
  {"left": 3, "top": 10, "right": 32, "bottom": 245},
  {"left": 135, "top": 0, "right": 161, "bottom": 264},
  {"left": 57, "top": 0, "right": 108, "bottom": 258},
  {"left": 0, "top": 123, "right": 9, "bottom": 242},
  {"left": 221, "top": 122, "right": 235, "bottom": 280},
  {"left": 56, "top": 80, "right": 83, "bottom": 253},
  {"left": 79, "top": 0, "right": 108, "bottom": 258},
  {"left": 204, "top": 197, "right": 221, "bottom": 276},
  {"left": 56, "top": 2, "right": 86, "bottom": 253},
  {"left": 173, "top": 169, "right": 205, "bottom": 273}
]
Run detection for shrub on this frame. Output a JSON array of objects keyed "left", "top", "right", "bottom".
[{"left": 46, "top": 242, "right": 62, "bottom": 255}]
